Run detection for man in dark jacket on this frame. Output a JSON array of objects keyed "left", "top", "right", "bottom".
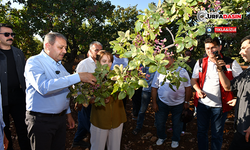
[{"left": 0, "top": 23, "right": 31, "bottom": 150}]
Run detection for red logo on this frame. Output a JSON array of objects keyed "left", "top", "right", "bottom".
[
  {"left": 223, "top": 14, "right": 242, "bottom": 19},
  {"left": 214, "top": 27, "right": 237, "bottom": 33}
]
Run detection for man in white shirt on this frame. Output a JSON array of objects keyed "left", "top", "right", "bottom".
[
  {"left": 72, "top": 41, "right": 102, "bottom": 148},
  {"left": 152, "top": 56, "right": 191, "bottom": 148},
  {"left": 191, "top": 37, "right": 242, "bottom": 150}
]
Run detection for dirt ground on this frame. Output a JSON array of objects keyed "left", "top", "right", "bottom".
[{"left": 11, "top": 92, "right": 235, "bottom": 150}]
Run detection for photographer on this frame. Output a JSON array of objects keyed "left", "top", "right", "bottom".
[{"left": 216, "top": 35, "right": 250, "bottom": 150}]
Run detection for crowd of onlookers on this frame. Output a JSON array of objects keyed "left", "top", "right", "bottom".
[{"left": 0, "top": 22, "right": 250, "bottom": 150}]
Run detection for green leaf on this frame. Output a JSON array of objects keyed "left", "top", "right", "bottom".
[
  {"left": 155, "top": 53, "right": 165, "bottom": 61},
  {"left": 118, "top": 31, "right": 125, "bottom": 38},
  {"left": 178, "top": 23, "right": 184, "bottom": 31},
  {"left": 114, "top": 65, "right": 121, "bottom": 74},
  {"left": 184, "top": 36, "right": 192, "bottom": 42},
  {"left": 138, "top": 79, "right": 148, "bottom": 87},
  {"left": 185, "top": 7, "right": 192, "bottom": 15},
  {"left": 221, "top": 6, "right": 232, "bottom": 13},
  {"left": 141, "top": 45, "right": 149, "bottom": 51},
  {"left": 129, "top": 60, "right": 137, "bottom": 70},
  {"left": 153, "top": 21, "right": 160, "bottom": 29},
  {"left": 170, "top": 14, "right": 177, "bottom": 22},
  {"left": 135, "top": 21, "right": 143, "bottom": 32},
  {"left": 157, "top": 0, "right": 162, "bottom": 8},
  {"left": 123, "top": 51, "right": 132, "bottom": 58},
  {"left": 159, "top": 17, "right": 167, "bottom": 25},
  {"left": 180, "top": 77, "right": 188, "bottom": 82},
  {"left": 175, "top": 37, "right": 184, "bottom": 42},
  {"left": 185, "top": 40, "right": 193, "bottom": 49},
  {"left": 148, "top": 3, "right": 157, "bottom": 11},
  {"left": 152, "top": 13, "right": 160, "bottom": 20},
  {"left": 176, "top": 42, "right": 184, "bottom": 52},
  {"left": 158, "top": 66, "right": 166, "bottom": 74},
  {"left": 171, "top": 3, "right": 176, "bottom": 14},
  {"left": 193, "top": 39, "right": 198, "bottom": 46},
  {"left": 75, "top": 94, "right": 85, "bottom": 104},
  {"left": 149, "top": 30, "right": 156, "bottom": 40},
  {"left": 122, "top": 82, "right": 129, "bottom": 91},
  {"left": 112, "top": 83, "right": 119, "bottom": 94},
  {"left": 125, "top": 30, "right": 130, "bottom": 39},
  {"left": 169, "top": 83, "right": 176, "bottom": 92},
  {"left": 94, "top": 96, "right": 101, "bottom": 103},
  {"left": 149, "top": 65, "right": 157, "bottom": 73},
  {"left": 190, "top": 1, "right": 197, "bottom": 6},
  {"left": 160, "top": 60, "right": 169, "bottom": 66},
  {"left": 127, "top": 88, "right": 135, "bottom": 99},
  {"left": 183, "top": 13, "right": 189, "bottom": 21},
  {"left": 197, "top": 27, "right": 206, "bottom": 36},
  {"left": 118, "top": 91, "right": 126, "bottom": 100},
  {"left": 100, "top": 98, "right": 105, "bottom": 106}
]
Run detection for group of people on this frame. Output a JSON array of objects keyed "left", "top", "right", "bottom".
[{"left": 0, "top": 22, "right": 250, "bottom": 150}]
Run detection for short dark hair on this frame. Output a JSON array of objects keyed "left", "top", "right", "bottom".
[
  {"left": 204, "top": 37, "right": 220, "bottom": 46},
  {"left": 0, "top": 23, "right": 13, "bottom": 32},
  {"left": 241, "top": 35, "right": 250, "bottom": 44}
]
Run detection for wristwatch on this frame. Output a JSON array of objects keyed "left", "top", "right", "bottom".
[{"left": 184, "top": 101, "right": 190, "bottom": 104}]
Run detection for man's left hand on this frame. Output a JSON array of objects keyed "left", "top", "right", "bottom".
[
  {"left": 184, "top": 103, "right": 189, "bottom": 110},
  {"left": 244, "top": 126, "right": 250, "bottom": 142},
  {"left": 67, "top": 113, "right": 75, "bottom": 129},
  {"left": 3, "top": 132, "right": 8, "bottom": 150}
]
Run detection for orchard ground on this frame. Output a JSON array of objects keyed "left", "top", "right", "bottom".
[{"left": 11, "top": 91, "right": 235, "bottom": 150}]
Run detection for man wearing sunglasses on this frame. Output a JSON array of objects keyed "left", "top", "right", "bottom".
[{"left": 0, "top": 23, "right": 31, "bottom": 150}]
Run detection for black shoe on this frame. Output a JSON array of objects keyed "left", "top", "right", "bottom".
[{"left": 72, "top": 140, "right": 91, "bottom": 148}]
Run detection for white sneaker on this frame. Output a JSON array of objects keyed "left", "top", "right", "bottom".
[
  {"left": 171, "top": 141, "right": 179, "bottom": 148},
  {"left": 156, "top": 138, "right": 166, "bottom": 145}
]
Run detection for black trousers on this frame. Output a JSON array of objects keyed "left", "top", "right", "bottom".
[
  {"left": 25, "top": 112, "right": 67, "bottom": 150},
  {"left": 229, "top": 131, "right": 250, "bottom": 150},
  {"left": 132, "top": 87, "right": 142, "bottom": 117},
  {"left": 3, "top": 104, "right": 31, "bottom": 150}
]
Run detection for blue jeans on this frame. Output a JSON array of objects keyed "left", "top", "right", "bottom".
[
  {"left": 197, "top": 102, "right": 228, "bottom": 150},
  {"left": 155, "top": 98, "right": 183, "bottom": 141},
  {"left": 73, "top": 104, "right": 91, "bottom": 142},
  {"left": 136, "top": 91, "right": 151, "bottom": 129}
]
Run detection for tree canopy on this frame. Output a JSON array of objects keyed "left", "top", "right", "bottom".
[{"left": 0, "top": 0, "right": 140, "bottom": 72}]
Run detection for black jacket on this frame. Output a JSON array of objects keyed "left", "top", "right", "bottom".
[{"left": 0, "top": 46, "right": 26, "bottom": 106}]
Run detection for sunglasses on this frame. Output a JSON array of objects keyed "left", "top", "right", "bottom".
[{"left": 0, "top": 32, "right": 16, "bottom": 37}]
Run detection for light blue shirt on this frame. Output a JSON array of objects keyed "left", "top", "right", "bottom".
[
  {"left": 110, "top": 55, "right": 128, "bottom": 70},
  {"left": 142, "top": 67, "right": 155, "bottom": 92},
  {"left": 0, "top": 84, "right": 5, "bottom": 149},
  {"left": 24, "top": 50, "right": 81, "bottom": 114}
]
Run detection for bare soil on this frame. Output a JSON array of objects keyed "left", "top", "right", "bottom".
[{"left": 11, "top": 92, "right": 235, "bottom": 150}]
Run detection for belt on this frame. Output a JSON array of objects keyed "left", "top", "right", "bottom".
[{"left": 27, "top": 109, "right": 67, "bottom": 117}]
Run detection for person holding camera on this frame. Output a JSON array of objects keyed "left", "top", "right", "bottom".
[
  {"left": 191, "top": 37, "right": 242, "bottom": 150},
  {"left": 216, "top": 35, "right": 250, "bottom": 150}
]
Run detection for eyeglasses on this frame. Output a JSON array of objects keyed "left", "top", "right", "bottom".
[{"left": 0, "top": 32, "right": 16, "bottom": 37}]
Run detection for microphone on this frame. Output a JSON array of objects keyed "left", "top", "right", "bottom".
[{"left": 55, "top": 71, "right": 60, "bottom": 74}]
